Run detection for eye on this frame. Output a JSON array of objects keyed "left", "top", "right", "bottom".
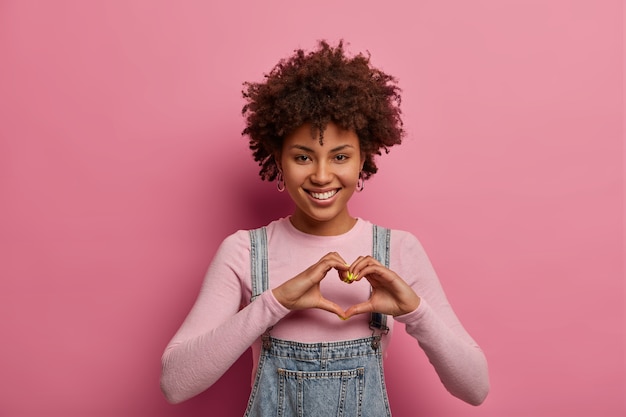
[
  {"left": 295, "top": 155, "right": 311, "bottom": 163},
  {"left": 334, "top": 154, "right": 349, "bottom": 162}
]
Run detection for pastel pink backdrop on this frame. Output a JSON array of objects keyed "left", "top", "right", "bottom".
[{"left": 0, "top": 1, "right": 623, "bottom": 416}]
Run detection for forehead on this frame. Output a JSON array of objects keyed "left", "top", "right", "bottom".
[{"left": 283, "top": 123, "right": 360, "bottom": 151}]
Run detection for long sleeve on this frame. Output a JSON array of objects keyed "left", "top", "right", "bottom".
[
  {"left": 160, "top": 232, "right": 289, "bottom": 404},
  {"left": 159, "top": 218, "right": 489, "bottom": 406},
  {"left": 393, "top": 231, "right": 490, "bottom": 405}
]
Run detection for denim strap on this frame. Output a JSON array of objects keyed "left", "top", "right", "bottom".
[
  {"left": 370, "top": 225, "right": 390, "bottom": 332},
  {"left": 249, "top": 227, "right": 268, "bottom": 302}
]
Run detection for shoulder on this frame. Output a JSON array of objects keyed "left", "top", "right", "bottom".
[
  {"left": 220, "top": 229, "right": 250, "bottom": 249},
  {"left": 218, "top": 218, "right": 288, "bottom": 253},
  {"left": 366, "top": 221, "right": 421, "bottom": 246},
  {"left": 209, "top": 230, "right": 251, "bottom": 271},
  {"left": 373, "top": 226, "right": 438, "bottom": 286},
  {"left": 391, "top": 228, "right": 422, "bottom": 247},
  {"left": 368, "top": 222, "right": 428, "bottom": 257}
]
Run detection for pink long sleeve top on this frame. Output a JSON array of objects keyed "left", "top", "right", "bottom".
[{"left": 160, "top": 217, "right": 489, "bottom": 405}]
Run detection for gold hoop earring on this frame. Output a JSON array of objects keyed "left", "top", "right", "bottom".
[{"left": 276, "top": 172, "right": 285, "bottom": 192}]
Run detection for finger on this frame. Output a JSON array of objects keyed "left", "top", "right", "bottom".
[
  {"left": 324, "top": 251, "right": 348, "bottom": 265},
  {"left": 339, "top": 263, "right": 363, "bottom": 283},
  {"left": 339, "top": 256, "right": 369, "bottom": 283},
  {"left": 314, "top": 253, "right": 351, "bottom": 283},
  {"left": 310, "top": 256, "right": 349, "bottom": 283},
  {"left": 346, "top": 256, "right": 368, "bottom": 273},
  {"left": 343, "top": 301, "right": 375, "bottom": 319},
  {"left": 354, "top": 264, "right": 395, "bottom": 286},
  {"left": 349, "top": 256, "right": 382, "bottom": 280},
  {"left": 316, "top": 297, "right": 348, "bottom": 319}
]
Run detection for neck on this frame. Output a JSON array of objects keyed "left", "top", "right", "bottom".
[{"left": 289, "top": 213, "right": 357, "bottom": 236}]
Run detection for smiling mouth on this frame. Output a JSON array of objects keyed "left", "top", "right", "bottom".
[{"left": 308, "top": 189, "right": 339, "bottom": 200}]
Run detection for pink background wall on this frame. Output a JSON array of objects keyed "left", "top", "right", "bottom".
[{"left": 1, "top": 1, "right": 623, "bottom": 416}]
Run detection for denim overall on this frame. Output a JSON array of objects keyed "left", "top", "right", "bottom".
[{"left": 244, "top": 225, "right": 392, "bottom": 417}]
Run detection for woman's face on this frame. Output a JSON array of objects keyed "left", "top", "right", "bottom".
[{"left": 279, "top": 123, "right": 363, "bottom": 236}]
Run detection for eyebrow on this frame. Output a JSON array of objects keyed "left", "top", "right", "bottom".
[{"left": 289, "top": 144, "right": 355, "bottom": 153}]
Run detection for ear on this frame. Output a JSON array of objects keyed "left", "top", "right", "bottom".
[{"left": 274, "top": 152, "right": 283, "bottom": 172}]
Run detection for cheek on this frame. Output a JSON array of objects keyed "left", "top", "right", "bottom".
[
  {"left": 282, "top": 166, "right": 305, "bottom": 187},
  {"left": 343, "top": 165, "right": 362, "bottom": 182}
]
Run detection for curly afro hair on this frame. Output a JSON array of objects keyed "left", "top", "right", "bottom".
[{"left": 242, "top": 40, "right": 404, "bottom": 182}]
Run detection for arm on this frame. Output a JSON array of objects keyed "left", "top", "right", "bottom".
[
  {"left": 160, "top": 233, "right": 289, "bottom": 404},
  {"left": 341, "top": 231, "right": 489, "bottom": 405},
  {"left": 394, "top": 232, "right": 489, "bottom": 406}
]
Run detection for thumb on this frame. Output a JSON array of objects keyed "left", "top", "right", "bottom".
[
  {"left": 316, "top": 296, "right": 347, "bottom": 319},
  {"left": 343, "top": 301, "right": 374, "bottom": 320}
]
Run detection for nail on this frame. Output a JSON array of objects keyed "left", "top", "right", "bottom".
[{"left": 345, "top": 272, "right": 358, "bottom": 282}]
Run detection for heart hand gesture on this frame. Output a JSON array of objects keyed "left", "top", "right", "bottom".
[{"left": 272, "top": 252, "right": 420, "bottom": 320}]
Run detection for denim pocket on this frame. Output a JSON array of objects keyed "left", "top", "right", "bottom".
[{"left": 277, "top": 367, "right": 364, "bottom": 417}]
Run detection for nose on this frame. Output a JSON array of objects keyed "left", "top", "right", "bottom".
[{"left": 310, "top": 161, "right": 333, "bottom": 185}]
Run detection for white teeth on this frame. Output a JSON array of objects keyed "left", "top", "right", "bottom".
[{"left": 310, "top": 190, "right": 338, "bottom": 200}]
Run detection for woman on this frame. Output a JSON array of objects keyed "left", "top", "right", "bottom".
[{"left": 160, "top": 40, "right": 489, "bottom": 416}]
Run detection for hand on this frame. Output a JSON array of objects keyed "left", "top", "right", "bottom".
[
  {"left": 341, "top": 255, "right": 420, "bottom": 319},
  {"left": 272, "top": 252, "right": 349, "bottom": 318}
]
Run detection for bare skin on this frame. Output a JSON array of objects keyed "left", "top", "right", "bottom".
[
  {"left": 272, "top": 251, "right": 420, "bottom": 319},
  {"left": 341, "top": 255, "right": 420, "bottom": 318},
  {"left": 272, "top": 122, "right": 420, "bottom": 319}
]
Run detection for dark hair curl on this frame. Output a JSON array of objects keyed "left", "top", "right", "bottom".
[{"left": 242, "top": 40, "right": 404, "bottom": 181}]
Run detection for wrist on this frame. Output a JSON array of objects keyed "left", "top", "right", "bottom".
[{"left": 395, "top": 296, "right": 421, "bottom": 317}]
